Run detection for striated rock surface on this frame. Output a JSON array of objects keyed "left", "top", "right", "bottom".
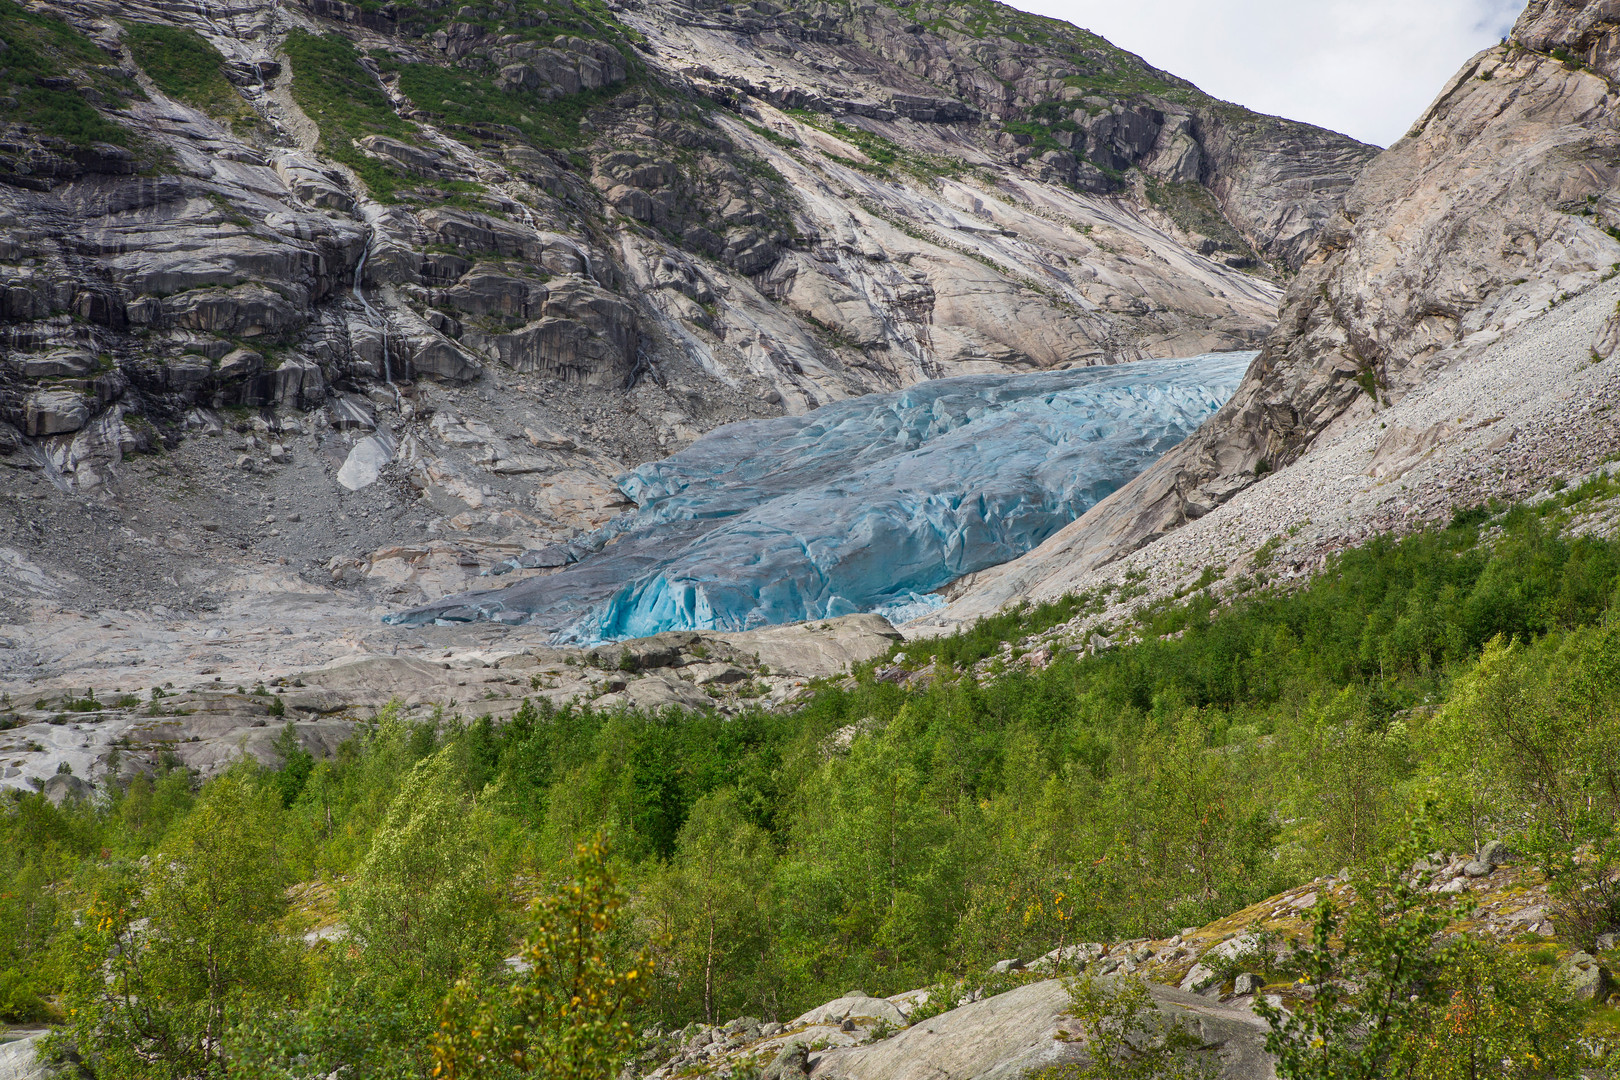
[
  {"left": 940, "top": 0, "right": 1620, "bottom": 616},
  {"left": 0, "top": 0, "right": 1379, "bottom": 678},
  {"left": 640, "top": 975, "right": 1273, "bottom": 1080}
]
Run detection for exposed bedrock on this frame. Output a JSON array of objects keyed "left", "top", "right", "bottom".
[{"left": 944, "top": 0, "right": 1620, "bottom": 605}]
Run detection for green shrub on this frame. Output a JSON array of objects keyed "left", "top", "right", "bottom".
[
  {"left": 396, "top": 60, "right": 625, "bottom": 152},
  {"left": 0, "top": 0, "right": 139, "bottom": 146},
  {"left": 283, "top": 29, "right": 416, "bottom": 200},
  {"left": 124, "top": 22, "right": 255, "bottom": 124},
  {"left": 0, "top": 966, "right": 48, "bottom": 1023}
]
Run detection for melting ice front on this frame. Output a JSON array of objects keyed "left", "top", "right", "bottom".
[{"left": 389, "top": 351, "right": 1254, "bottom": 641}]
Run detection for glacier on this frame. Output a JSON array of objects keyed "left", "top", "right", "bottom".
[{"left": 388, "top": 352, "right": 1253, "bottom": 640}]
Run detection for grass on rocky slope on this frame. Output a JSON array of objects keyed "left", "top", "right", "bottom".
[
  {"left": 1145, "top": 176, "right": 1262, "bottom": 265},
  {"left": 390, "top": 58, "right": 624, "bottom": 152},
  {"left": 124, "top": 22, "right": 259, "bottom": 133},
  {"left": 283, "top": 29, "right": 418, "bottom": 201},
  {"left": 881, "top": 0, "right": 1192, "bottom": 101},
  {"left": 390, "top": 0, "right": 640, "bottom": 50},
  {"left": 0, "top": 0, "right": 139, "bottom": 146}
]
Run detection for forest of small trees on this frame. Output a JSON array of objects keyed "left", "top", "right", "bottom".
[{"left": 4, "top": 485, "right": 1620, "bottom": 1077}]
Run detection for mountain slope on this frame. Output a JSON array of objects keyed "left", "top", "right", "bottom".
[
  {"left": 0, "top": 0, "right": 1373, "bottom": 630},
  {"left": 936, "top": 0, "right": 1620, "bottom": 622}
]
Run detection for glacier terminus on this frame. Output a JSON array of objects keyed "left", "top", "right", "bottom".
[{"left": 389, "top": 352, "right": 1254, "bottom": 640}]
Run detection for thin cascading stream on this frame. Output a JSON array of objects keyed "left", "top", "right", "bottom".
[{"left": 350, "top": 226, "right": 394, "bottom": 389}]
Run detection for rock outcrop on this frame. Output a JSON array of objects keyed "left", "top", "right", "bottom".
[
  {"left": 0, "top": 0, "right": 1381, "bottom": 662},
  {"left": 0, "top": 0, "right": 1373, "bottom": 496},
  {"left": 940, "top": 0, "right": 1620, "bottom": 610}
]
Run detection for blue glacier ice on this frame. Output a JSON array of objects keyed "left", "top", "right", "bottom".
[{"left": 388, "top": 352, "right": 1253, "bottom": 640}]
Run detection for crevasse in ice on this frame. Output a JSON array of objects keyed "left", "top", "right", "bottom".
[{"left": 387, "top": 352, "right": 1253, "bottom": 640}]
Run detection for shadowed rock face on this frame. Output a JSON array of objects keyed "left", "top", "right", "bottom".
[
  {"left": 943, "top": 0, "right": 1620, "bottom": 603},
  {"left": 0, "top": 0, "right": 1376, "bottom": 668},
  {"left": 0, "top": 0, "right": 1372, "bottom": 498}
]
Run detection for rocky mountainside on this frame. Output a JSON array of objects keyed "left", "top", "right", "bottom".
[
  {"left": 939, "top": 0, "right": 1620, "bottom": 620},
  {"left": 0, "top": 0, "right": 1373, "bottom": 638}
]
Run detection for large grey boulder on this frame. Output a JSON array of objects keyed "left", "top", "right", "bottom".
[
  {"left": 0, "top": 1031, "right": 48, "bottom": 1080},
  {"left": 337, "top": 433, "right": 395, "bottom": 491},
  {"left": 714, "top": 614, "right": 902, "bottom": 680},
  {"left": 24, "top": 389, "right": 90, "bottom": 436},
  {"left": 1561, "top": 952, "right": 1612, "bottom": 1002},
  {"left": 44, "top": 772, "right": 92, "bottom": 805},
  {"left": 791, "top": 993, "right": 908, "bottom": 1029},
  {"left": 808, "top": 978, "right": 1273, "bottom": 1080},
  {"left": 594, "top": 671, "right": 713, "bottom": 713}
]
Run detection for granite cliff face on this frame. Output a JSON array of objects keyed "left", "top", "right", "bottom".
[
  {"left": 0, "top": 0, "right": 1375, "bottom": 646},
  {"left": 940, "top": 0, "right": 1620, "bottom": 617}
]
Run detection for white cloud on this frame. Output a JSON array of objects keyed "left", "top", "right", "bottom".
[{"left": 1005, "top": 0, "right": 1524, "bottom": 146}]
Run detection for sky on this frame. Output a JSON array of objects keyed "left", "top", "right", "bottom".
[{"left": 1006, "top": 0, "right": 1525, "bottom": 147}]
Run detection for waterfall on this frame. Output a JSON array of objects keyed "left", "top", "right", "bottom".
[
  {"left": 516, "top": 202, "right": 597, "bottom": 284},
  {"left": 351, "top": 226, "right": 393, "bottom": 387}
]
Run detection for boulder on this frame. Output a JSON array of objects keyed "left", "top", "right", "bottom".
[
  {"left": 1561, "top": 952, "right": 1612, "bottom": 1002},
  {"left": 9, "top": 346, "right": 96, "bottom": 378},
  {"left": 712, "top": 614, "right": 902, "bottom": 680},
  {"left": 337, "top": 433, "right": 395, "bottom": 491},
  {"left": 216, "top": 347, "right": 264, "bottom": 382},
  {"left": 44, "top": 772, "right": 92, "bottom": 805},
  {"left": 686, "top": 662, "right": 748, "bottom": 686},
  {"left": 762, "top": 1041, "right": 810, "bottom": 1080},
  {"left": 626, "top": 672, "right": 714, "bottom": 711},
  {"left": 0, "top": 1030, "right": 46, "bottom": 1080},
  {"left": 1477, "top": 840, "right": 1511, "bottom": 867},
  {"left": 1178, "top": 962, "right": 1218, "bottom": 995},
  {"left": 24, "top": 389, "right": 90, "bottom": 435},
  {"left": 809, "top": 978, "right": 1271, "bottom": 1080},
  {"left": 792, "top": 993, "right": 908, "bottom": 1029},
  {"left": 588, "top": 631, "right": 701, "bottom": 671}
]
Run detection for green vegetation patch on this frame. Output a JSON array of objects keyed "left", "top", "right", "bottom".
[
  {"left": 394, "top": 60, "right": 621, "bottom": 151},
  {"left": 785, "top": 108, "right": 969, "bottom": 181},
  {"left": 1144, "top": 176, "right": 1262, "bottom": 267},
  {"left": 393, "top": 0, "right": 640, "bottom": 51},
  {"left": 282, "top": 29, "right": 417, "bottom": 200},
  {"left": 0, "top": 0, "right": 139, "bottom": 146},
  {"left": 8, "top": 489, "right": 1620, "bottom": 1061},
  {"left": 124, "top": 22, "right": 257, "bottom": 130}
]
